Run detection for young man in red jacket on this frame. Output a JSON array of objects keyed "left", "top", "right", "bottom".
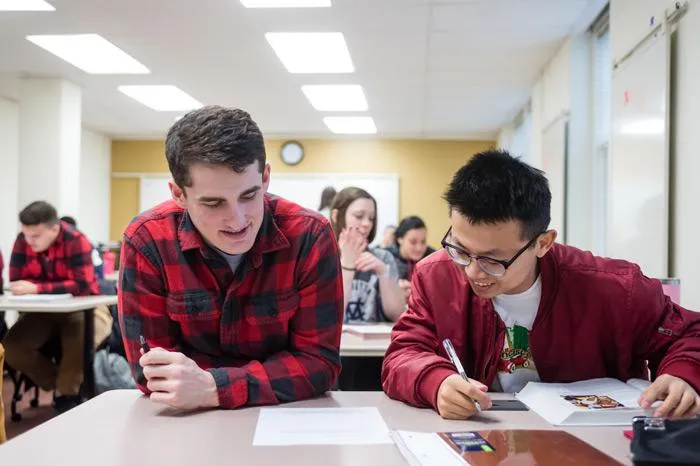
[
  {"left": 382, "top": 150, "right": 700, "bottom": 420},
  {"left": 118, "top": 106, "right": 343, "bottom": 410}
]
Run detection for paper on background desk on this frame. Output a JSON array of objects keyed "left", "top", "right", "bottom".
[
  {"left": 5, "top": 293, "right": 73, "bottom": 302},
  {"left": 253, "top": 407, "right": 393, "bottom": 446}
]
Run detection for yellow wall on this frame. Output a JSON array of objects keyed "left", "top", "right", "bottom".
[{"left": 110, "top": 139, "right": 494, "bottom": 245}]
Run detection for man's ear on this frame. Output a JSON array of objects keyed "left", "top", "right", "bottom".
[
  {"left": 169, "top": 181, "right": 187, "bottom": 209},
  {"left": 262, "top": 163, "right": 271, "bottom": 193},
  {"left": 536, "top": 230, "right": 558, "bottom": 258}
]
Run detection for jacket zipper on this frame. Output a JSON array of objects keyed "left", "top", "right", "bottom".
[{"left": 657, "top": 326, "right": 678, "bottom": 337}]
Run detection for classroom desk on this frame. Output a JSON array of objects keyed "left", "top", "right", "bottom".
[
  {"left": 0, "top": 295, "right": 118, "bottom": 399},
  {"left": 104, "top": 271, "right": 119, "bottom": 282},
  {"left": 0, "top": 390, "right": 630, "bottom": 465},
  {"left": 340, "top": 325, "right": 392, "bottom": 357}
]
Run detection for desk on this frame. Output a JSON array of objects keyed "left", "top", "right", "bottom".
[
  {"left": 340, "top": 325, "right": 391, "bottom": 357},
  {"left": 0, "top": 390, "right": 630, "bottom": 465},
  {"left": 104, "top": 271, "right": 119, "bottom": 282},
  {"left": 0, "top": 295, "right": 118, "bottom": 398}
]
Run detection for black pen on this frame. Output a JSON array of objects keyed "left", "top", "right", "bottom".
[{"left": 140, "top": 335, "right": 150, "bottom": 353}]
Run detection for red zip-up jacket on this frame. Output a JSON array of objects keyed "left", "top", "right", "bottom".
[{"left": 382, "top": 244, "right": 700, "bottom": 410}]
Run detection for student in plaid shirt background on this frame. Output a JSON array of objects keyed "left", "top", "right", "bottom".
[
  {"left": 4, "top": 201, "right": 113, "bottom": 412},
  {"left": 118, "top": 105, "right": 344, "bottom": 410}
]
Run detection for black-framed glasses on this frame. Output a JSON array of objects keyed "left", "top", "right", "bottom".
[{"left": 440, "top": 227, "right": 542, "bottom": 277}]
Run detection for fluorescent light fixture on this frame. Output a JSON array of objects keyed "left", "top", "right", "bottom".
[
  {"left": 302, "top": 85, "right": 367, "bottom": 111},
  {"left": 26, "top": 34, "right": 149, "bottom": 74},
  {"left": 118, "top": 85, "right": 203, "bottom": 112},
  {"left": 265, "top": 32, "right": 354, "bottom": 73},
  {"left": 323, "top": 116, "right": 376, "bottom": 134},
  {"left": 619, "top": 118, "right": 665, "bottom": 135},
  {"left": 0, "top": 0, "right": 54, "bottom": 11},
  {"left": 241, "top": 0, "right": 330, "bottom": 7}
]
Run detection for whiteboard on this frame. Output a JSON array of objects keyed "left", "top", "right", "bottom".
[
  {"left": 139, "top": 174, "right": 173, "bottom": 213},
  {"left": 139, "top": 172, "right": 400, "bottom": 246},
  {"left": 608, "top": 27, "right": 670, "bottom": 277},
  {"left": 268, "top": 173, "right": 399, "bottom": 246},
  {"left": 610, "top": 0, "right": 675, "bottom": 64},
  {"left": 541, "top": 117, "right": 569, "bottom": 243}
]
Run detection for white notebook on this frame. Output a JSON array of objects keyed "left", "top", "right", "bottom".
[
  {"left": 516, "top": 377, "right": 654, "bottom": 426},
  {"left": 6, "top": 293, "right": 73, "bottom": 302}
]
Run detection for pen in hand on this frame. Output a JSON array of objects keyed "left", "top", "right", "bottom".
[
  {"left": 140, "top": 335, "right": 150, "bottom": 354},
  {"left": 442, "top": 338, "right": 482, "bottom": 412}
]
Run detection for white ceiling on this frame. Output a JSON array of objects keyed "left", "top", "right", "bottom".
[{"left": 0, "top": 0, "right": 595, "bottom": 139}]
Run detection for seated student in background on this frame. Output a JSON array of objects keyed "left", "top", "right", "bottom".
[
  {"left": 60, "top": 216, "right": 105, "bottom": 280},
  {"left": 317, "top": 186, "right": 336, "bottom": 220},
  {"left": 118, "top": 106, "right": 343, "bottom": 411},
  {"left": 4, "top": 201, "right": 113, "bottom": 412},
  {"left": 385, "top": 216, "right": 436, "bottom": 299},
  {"left": 330, "top": 188, "right": 405, "bottom": 391},
  {"left": 330, "top": 187, "right": 405, "bottom": 324},
  {"left": 382, "top": 150, "right": 700, "bottom": 420}
]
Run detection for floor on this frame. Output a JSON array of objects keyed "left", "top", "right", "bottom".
[{"left": 2, "top": 371, "right": 57, "bottom": 441}]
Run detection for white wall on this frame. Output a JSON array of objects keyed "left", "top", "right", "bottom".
[
  {"left": 78, "top": 128, "right": 112, "bottom": 244},
  {"left": 541, "top": 40, "right": 573, "bottom": 130},
  {"left": 497, "top": 122, "right": 515, "bottom": 150},
  {"left": 668, "top": 0, "right": 700, "bottom": 309},
  {"left": 0, "top": 96, "right": 19, "bottom": 282}
]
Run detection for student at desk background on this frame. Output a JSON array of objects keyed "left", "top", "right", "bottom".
[
  {"left": 384, "top": 216, "right": 436, "bottom": 300},
  {"left": 4, "top": 201, "right": 113, "bottom": 413},
  {"left": 330, "top": 187, "right": 405, "bottom": 324},
  {"left": 382, "top": 150, "right": 700, "bottom": 420},
  {"left": 118, "top": 106, "right": 344, "bottom": 411}
]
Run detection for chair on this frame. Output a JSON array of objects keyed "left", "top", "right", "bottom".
[
  {"left": 0, "top": 344, "right": 7, "bottom": 443},
  {"left": 6, "top": 338, "right": 62, "bottom": 422}
]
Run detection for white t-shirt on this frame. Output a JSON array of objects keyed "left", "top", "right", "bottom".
[{"left": 491, "top": 276, "right": 542, "bottom": 393}]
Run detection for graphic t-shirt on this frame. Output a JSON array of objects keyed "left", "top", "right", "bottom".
[
  {"left": 491, "top": 276, "right": 542, "bottom": 393},
  {"left": 344, "top": 247, "right": 399, "bottom": 323}
]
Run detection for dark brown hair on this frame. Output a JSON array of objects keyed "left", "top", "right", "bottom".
[
  {"left": 318, "top": 186, "right": 337, "bottom": 210},
  {"left": 19, "top": 201, "right": 59, "bottom": 227},
  {"left": 165, "top": 105, "right": 266, "bottom": 189},
  {"left": 330, "top": 187, "right": 378, "bottom": 243}
]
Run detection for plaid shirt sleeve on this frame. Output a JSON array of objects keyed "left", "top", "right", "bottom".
[
  {"left": 119, "top": 219, "right": 343, "bottom": 409},
  {"left": 10, "top": 233, "right": 97, "bottom": 295}
]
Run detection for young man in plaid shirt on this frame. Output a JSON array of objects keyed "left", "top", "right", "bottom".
[
  {"left": 118, "top": 106, "right": 344, "bottom": 410},
  {"left": 4, "top": 201, "right": 113, "bottom": 412}
]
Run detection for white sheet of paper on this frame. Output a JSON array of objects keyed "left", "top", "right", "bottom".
[
  {"left": 253, "top": 407, "right": 393, "bottom": 446},
  {"left": 6, "top": 293, "right": 73, "bottom": 302}
]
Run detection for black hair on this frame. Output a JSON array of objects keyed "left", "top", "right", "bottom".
[
  {"left": 443, "top": 149, "right": 551, "bottom": 240},
  {"left": 60, "top": 216, "right": 77, "bottom": 228},
  {"left": 394, "top": 216, "right": 427, "bottom": 245},
  {"left": 19, "top": 201, "right": 59, "bottom": 227},
  {"left": 166, "top": 105, "right": 266, "bottom": 188}
]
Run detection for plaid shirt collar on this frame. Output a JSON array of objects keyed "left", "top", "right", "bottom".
[{"left": 177, "top": 196, "right": 290, "bottom": 269}]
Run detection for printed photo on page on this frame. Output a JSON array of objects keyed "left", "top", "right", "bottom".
[{"left": 561, "top": 395, "right": 624, "bottom": 410}]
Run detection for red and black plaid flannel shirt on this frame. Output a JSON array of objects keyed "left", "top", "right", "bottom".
[
  {"left": 118, "top": 194, "right": 343, "bottom": 409},
  {"left": 10, "top": 221, "right": 99, "bottom": 296}
]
